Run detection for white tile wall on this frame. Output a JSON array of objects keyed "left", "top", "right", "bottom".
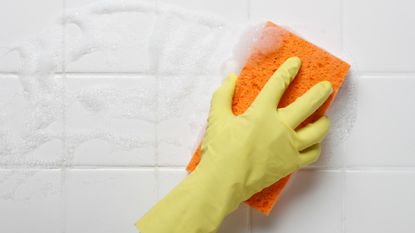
[
  {"left": 252, "top": 170, "right": 344, "bottom": 233},
  {"left": 343, "top": 77, "right": 415, "bottom": 167},
  {"left": 158, "top": 0, "right": 249, "bottom": 23},
  {"left": 1, "top": 0, "right": 415, "bottom": 233},
  {"left": 63, "top": 75, "right": 156, "bottom": 166},
  {"left": 0, "top": 75, "right": 64, "bottom": 166},
  {"left": 250, "top": 0, "right": 343, "bottom": 55},
  {"left": 157, "top": 74, "right": 220, "bottom": 166},
  {"left": 64, "top": 5, "right": 157, "bottom": 73},
  {"left": 343, "top": 0, "right": 415, "bottom": 72},
  {"left": 0, "top": 169, "right": 63, "bottom": 233},
  {"left": 0, "top": 0, "right": 63, "bottom": 72},
  {"left": 344, "top": 171, "right": 415, "bottom": 233},
  {"left": 64, "top": 168, "right": 157, "bottom": 233}
]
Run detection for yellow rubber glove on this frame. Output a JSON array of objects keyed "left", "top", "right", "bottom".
[{"left": 135, "top": 57, "right": 332, "bottom": 233}]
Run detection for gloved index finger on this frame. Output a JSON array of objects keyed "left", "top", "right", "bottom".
[
  {"left": 250, "top": 57, "right": 301, "bottom": 111},
  {"left": 279, "top": 80, "right": 332, "bottom": 129}
]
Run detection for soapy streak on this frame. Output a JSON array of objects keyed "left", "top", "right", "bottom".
[
  {"left": 0, "top": 0, "right": 240, "bottom": 200},
  {"left": 0, "top": 0, "right": 357, "bottom": 201}
]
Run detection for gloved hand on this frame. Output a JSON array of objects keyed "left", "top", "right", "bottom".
[{"left": 135, "top": 57, "right": 332, "bottom": 233}]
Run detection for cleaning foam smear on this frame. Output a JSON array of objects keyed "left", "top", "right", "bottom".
[{"left": 0, "top": 0, "right": 357, "bottom": 201}]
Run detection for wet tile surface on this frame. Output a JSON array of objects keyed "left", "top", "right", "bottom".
[{"left": 1, "top": 0, "right": 415, "bottom": 232}]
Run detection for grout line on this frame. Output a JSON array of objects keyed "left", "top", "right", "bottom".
[
  {"left": 59, "top": 71, "right": 156, "bottom": 76},
  {"left": 248, "top": 207, "right": 253, "bottom": 233},
  {"left": 0, "top": 72, "right": 18, "bottom": 75},
  {"left": 61, "top": 0, "right": 67, "bottom": 232},
  {"left": 0, "top": 165, "right": 183, "bottom": 172},
  {"left": 339, "top": 93, "right": 347, "bottom": 233},
  {"left": 344, "top": 166, "right": 415, "bottom": 170},
  {"left": 3, "top": 164, "right": 415, "bottom": 171},
  {"left": 65, "top": 167, "right": 158, "bottom": 172},
  {"left": 341, "top": 153, "right": 346, "bottom": 233},
  {"left": 339, "top": 0, "right": 344, "bottom": 53},
  {"left": 357, "top": 71, "right": 415, "bottom": 77},
  {"left": 0, "top": 71, "right": 230, "bottom": 77},
  {"left": 61, "top": 72, "right": 156, "bottom": 78},
  {"left": 341, "top": 172, "right": 346, "bottom": 233},
  {"left": 2, "top": 70, "right": 415, "bottom": 78},
  {"left": 246, "top": 0, "right": 251, "bottom": 21},
  {"left": 60, "top": 167, "right": 67, "bottom": 233},
  {"left": 305, "top": 167, "right": 415, "bottom": 172},
  {"left": 154, "top": 0, "right": 161, "bottom": 201},
  {"left": 305, "top": 166, "right": 415, "bottom": 171},
  {"left": 0, "top": 164, "right": 186, "bottom": 169},
  {"left": 66, "top": 165, "right": 186, "bottom": 169}
]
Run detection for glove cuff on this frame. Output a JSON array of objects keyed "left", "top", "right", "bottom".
[{"left": 136, "top": 165, "right": 244, "bottom": 233}]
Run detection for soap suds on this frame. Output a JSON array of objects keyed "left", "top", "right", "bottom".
[
  {"left": 0, "top": 0, "right": 357, "bottom": 200},
  {"left": 254, "top": 24, "right": 288, "bottom": 55},
  {"left": 322, "top": 65, "right": 359, "bottom": 164}
]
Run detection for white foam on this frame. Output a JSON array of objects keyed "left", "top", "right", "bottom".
[{"left": 0, "top": 0, "right": 358, "bottom": 199}]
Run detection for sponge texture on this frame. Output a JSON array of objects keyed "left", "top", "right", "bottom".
[{"left": 186, "top": 22, "right": 350, "bottom": 215}]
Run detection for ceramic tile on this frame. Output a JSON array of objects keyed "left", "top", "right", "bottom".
[
  {"left": 64, "top": 75, "right": 156, "bottom": 166},
  {"left": 1, "top": 1, "right": 415, "bottom": 233},
  {"left": 0, "top": 75, "right": 64, "bottom": 166},
  {"left": 157, "top": 168, "right": 187, "bottom": 199},
  {"left": 0, "top": 0, "right": 63, "bottom": 72},
  {"left": 64, "top": 168, "right": 157, "bottom": 233},
  {"left": 252, "top": 170, "right": 343, "bottom": 233},
  {"left": 343, "top": 0, "right": 415, "bottom": 71},
  {"left": 0, "top": 169, "right": 63, "bottom": 233},
  {"left": 157, "top": 74, "right": 220, "bottom": 166},
  {"left": 158, "top": 0, "right": 249, "bottom": 23},
  {"left": 66, "top": 0, "right": 156, "bottom": 8},
  {"left": 344, "top": 171, "right": 415, "bottom": 233},
  {"left": 250, "top": 0, "right": 343, "bottom": 55},
  {"left": 64, "top": 0, "right": 157, "bottom": 73},
  {"left": 309, "top": 71, "right": 358, "bottom": 169},
  {"left": 344, "top": 76, "right": 415, "bottom": 167}
]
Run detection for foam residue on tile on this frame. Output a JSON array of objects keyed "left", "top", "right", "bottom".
[
  {"left": 0, "top": 0, "right": 247, "bottom": 169},
  {"left": 322, "top": 66, "right": 359, "bottom": 165},
  {"left": 0, "top": 169, "right": 61, "bottom": 202},
  {"left": 0, "top": 0, "right": 356, "bottom": 173}
]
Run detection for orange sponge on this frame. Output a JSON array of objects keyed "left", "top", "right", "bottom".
[{"left": 186, "top": 22, "right": 350, "bottom": 215}]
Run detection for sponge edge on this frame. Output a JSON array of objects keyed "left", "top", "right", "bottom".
[{"left": 187, "top": 22, "right": 350, "bottom": 215}]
